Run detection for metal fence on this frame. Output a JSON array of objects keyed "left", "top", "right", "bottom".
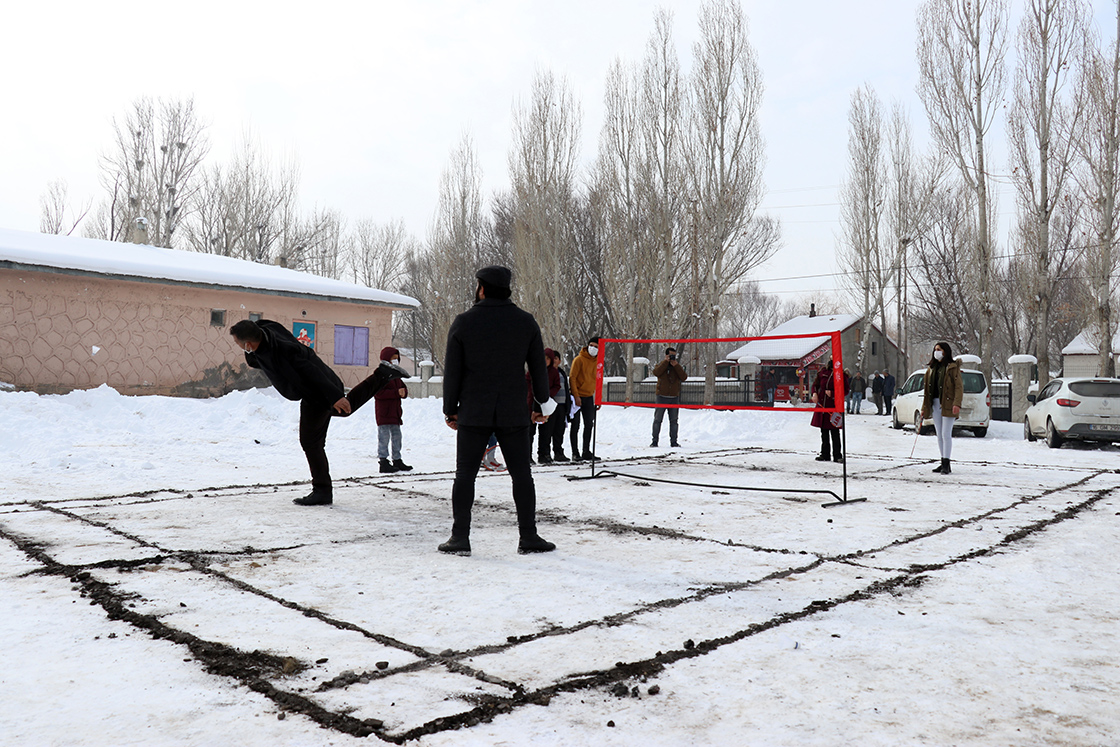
[
  {"left": 604, "top": 378, "right": 772, "bottom": 407},
  {"left": 990, "top": 381, "right": 1011, "bottom": 422}
]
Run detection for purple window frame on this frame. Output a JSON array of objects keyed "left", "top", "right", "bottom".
[{"left": 333, "top": 325, "right": 369, "bottom": 366}]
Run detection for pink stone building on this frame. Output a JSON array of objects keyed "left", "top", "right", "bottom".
[{"left": 0, "top": 228, "right": 419, "bottom": 397}]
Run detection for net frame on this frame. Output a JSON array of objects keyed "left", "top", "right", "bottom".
[
  {"left": 594, "top": 332, "right": 847, "bottom": 413},
  {"left": 572, "top": 332, "right": 863, "bottom": 507}
]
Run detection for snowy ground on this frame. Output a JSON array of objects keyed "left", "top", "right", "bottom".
[{"left": 1, "top": 385, "right": 1118, "bottom": 746}]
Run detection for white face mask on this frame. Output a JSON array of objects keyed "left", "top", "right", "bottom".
[
  {"left": 587, "top": 346, "right": 598, "bottom": 357},
  {"left": 933, "top": 350, "right": 943, "bottom": 361}
]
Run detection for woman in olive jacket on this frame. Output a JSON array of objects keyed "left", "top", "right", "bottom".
[{"left": 920, "top": 341, "right": 964, "bottom": 474}]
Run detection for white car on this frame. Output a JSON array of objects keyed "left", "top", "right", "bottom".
[
  {"left": 1024, "top": 377, "right": 1120, "bottom": 448},
  {"left": 891, "top": 367, "right": 991, "bottom": 437}
]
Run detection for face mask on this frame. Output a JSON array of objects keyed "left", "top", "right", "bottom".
[
  {"left": 588, "top": 346, "right": 598, "bottom": 357},
  {"left": 933, "top": 350, "right": 943, "bottom": 361}
]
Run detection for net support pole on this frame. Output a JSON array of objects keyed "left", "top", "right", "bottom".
[
  {"left": 567, "top": 406, "right": 617, "bottom": 481},
  {"left": 821, "top": 413, "right": 863, "bottom": 507}
]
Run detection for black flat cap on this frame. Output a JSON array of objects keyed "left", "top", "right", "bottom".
[{"left": 476, "top": 265, "right": 512, "bottom": 290}]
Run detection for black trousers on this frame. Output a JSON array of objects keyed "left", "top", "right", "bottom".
[
  {"left": 298, "top": 369, "right": 387, "bottom": 495},
  {"left": 451, "top": 424, "right": 538, "bottom": 539},
  {"left": 819, "top": 428, "right": 842, "bottom": 459},
  {"left": 569, "top": 395, "right": 596, "bottom": 456},
  {"left": 533, "top": 404, "right": 567, "bottom": 458}
]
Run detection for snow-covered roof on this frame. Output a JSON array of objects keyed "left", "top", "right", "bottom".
[
  {"left": 725, "top": 314, "right": 861, "bottom": 361},
  {"left": 1061, "top": 327, "right": 1120, "bottom": 356},
  {"left": 0, "top": 227, "right": 419, "bottom": 309}
]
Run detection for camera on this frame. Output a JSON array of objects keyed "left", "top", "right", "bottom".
[{"left": 669, "top": 355, "right": 677, "bottom": 361}]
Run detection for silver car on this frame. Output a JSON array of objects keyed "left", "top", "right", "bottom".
[
  {"left": 1024, "top": 377, "right": 1120, "bottom": 448},
  {"left": 892, "top": 368, "right": 991, "bottom": 437}
]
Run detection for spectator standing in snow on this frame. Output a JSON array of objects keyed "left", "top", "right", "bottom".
[
  {"left": 849, "top": 370, "right": 866, "bottom": 414},
  {"left": 230, "top": 319, "right": 404, "bottom": 506},
  {"left": 883, "top": 369, "right": 896, "bottom": 415},
  {"left": 439, "top": 266, "right": 557, "bottom": 556},
  {"left": 760, "top": 367, "right": 777, "bottom": 403},
  {"left": 651, "top": 347, "right": 687, "bottom": 448},
  {"left": 810, "top": 362, "right": 843, "bottom": 463},
  {"left": 921, "top": 342, "right": 963, "bottom": 475},
  {"left": 374, "top": 346, "right": 412, "bottom": 473},
  {"left": 536, "top": 348, "right": 569, "bottom": 462},
  {"left": 871, "top": 370, "right": 885, "bottom": 414},
  {"left": 526, "top": 348, "right": 562, "bottom": 463},
  {"left": 569, "top": 336, "right": 600, "bottom": 461}
]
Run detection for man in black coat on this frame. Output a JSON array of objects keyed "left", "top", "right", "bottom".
[
  {"left": 230, "top": 318, "right": 404, "bottom": 506},
  {"left": 439, "top": 266, "right": 557, "bottom": 556}
]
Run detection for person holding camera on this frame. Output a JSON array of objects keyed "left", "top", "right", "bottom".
[{"left": 651, "top": 346, "right": 687, "bottom": 448}]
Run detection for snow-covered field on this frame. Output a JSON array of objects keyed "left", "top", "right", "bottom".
[{"left": 2, "top": 385, "right": 1118, "bottom": 746}]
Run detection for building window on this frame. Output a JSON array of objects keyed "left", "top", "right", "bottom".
[
  {"left": 249, "top": 312, "right": 262, "bottom": 322},
  {"left": 210, "top": 309, "right": 226, "bottom": 326},
  {"left": 334, "top": 325, "right": 370, "bottom": 366},
  {"left": 872, "top": 341, "right": 878, "bottom": 356}
]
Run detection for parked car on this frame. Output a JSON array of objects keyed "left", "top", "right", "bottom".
[
  {"left": 891, "top": 366, "right": 991, "bottom": 437},
  {"left": 1023, "top": 377, "right": 1120, "bottom": 448}
]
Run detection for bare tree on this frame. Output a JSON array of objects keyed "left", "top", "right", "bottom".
[
  {"left": 917, "top": 0, "right": 1009, "bottom": 384},
  {"left": 839, "top": 85, "right": 888, "bottom": 373},
  {"left": 684, "top": 0, "right": 780, "bottom": 400},
  {"left": 347, "top": 217, "right": 413, "bottom": 292},
  {"left": 97, "top": 97, "right": 209, "bottom": 247},
  {"left": 508, "top": 69, "right": 583, "bottom": 349},
  {"left": 1075, "top": 2, "right": 1120, "bottom": 376},
  {"left": 39, "top": 179, "right": 90, "bottom": 236},
  {"left": 1008, "top": 0, "right": 1088, "bottom": 384},
  {"left": 718, "top": 280, "right": 786, "bottom": 337}
]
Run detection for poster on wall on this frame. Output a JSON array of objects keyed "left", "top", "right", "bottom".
[{"left": 293, "top": 321, "right": 316, "bottom": 348}]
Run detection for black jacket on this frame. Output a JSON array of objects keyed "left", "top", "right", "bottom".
[
  {"left": 443, "top": 298, "right": 549, "bottom": 427},
  {"left": 243, "top": 319, "right": 345, "bottom": 404}
]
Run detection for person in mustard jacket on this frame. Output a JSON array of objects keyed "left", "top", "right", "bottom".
[
  {"left": 921, "top": 341, "right": 964, "bottom": 474},
  {"left": 568, "top": 336, "right": 600, "bottom": 461}
]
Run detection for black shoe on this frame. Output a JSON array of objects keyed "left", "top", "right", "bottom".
[
  {"left": 538, "top": 454, "right": 553, "bottom": 464},
  {"left": 671, "top": 442, "right": 681, "bottom": 448},
  {"left": 815, "top": 454, "right": 830, "bottom": 462},
  {"left": 571, "top": 453, "right": 584, "bottom": 463},
  {"left": 932, "top": 459, "right": 945, "bottom": 474},
  {"left": 379, "top": 458, "right": 398, "bottom": 473},
  {"left": 941, "top": 458, "right": 951, "bottom": 474},
  {"left": 650, "top": 440, "right": 659, "bottom": 448},
  {"left": 293, "top": 491, "right": 332, "bottom": 506},
  {"left": 553, "top": 452, "right": 570, "bottom": 462},
  {"left": 438, "top": 536, "right": 471, "bottom": 556},
  {"left": 582, "top": 451, "right": 597, "bottom": 461},
  {"left": 392, "top": 459, "right": 412, "bottom": 471},
  {"left": 833, "top": 456, "right": 844, "bottom": 463},
  {"left": 518, "top": 535, "right": 556, "bottom": 554}
]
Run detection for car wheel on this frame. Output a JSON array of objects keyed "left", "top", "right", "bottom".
[
  {"left": 1024, "top": 417, "right": 1036, "bottom": 442},
  {"left": 1045, "top": 418, "right": 1064, "bottom": 449},
  {"left": 973, "top": 427, "right": 987, "bottom": 438},
  {"left": 892, "top": 408, "right": 902, "bottom": 430}
]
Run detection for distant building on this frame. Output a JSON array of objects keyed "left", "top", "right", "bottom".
[
  {"left": 722, "top": 313, "right": 901, "bottom": 401},
  {"left": 0, "top": 228, "right": 419, "bottom": 396},
  {"left": 1060, "top": 327, "right": 1119, "bottom": 378}
]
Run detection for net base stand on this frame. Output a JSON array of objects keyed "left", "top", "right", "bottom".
[{"left": 821, "top": 496, "right": 867, "bottom": 508}]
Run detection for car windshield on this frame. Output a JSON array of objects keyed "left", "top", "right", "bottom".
[
  {"left": 1068, "top": 381, "right": 1120, "bottom": 398},
  {"left": 962, "top": 372, "right": 986, "bottom": 394}
]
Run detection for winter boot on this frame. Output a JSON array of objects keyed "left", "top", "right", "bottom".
[
  {"left": 392, "top": 459, "right": 412, "bottom": 472},
  {"left": 293, "top": 490, "right": 332, "bottom": 506},
  {"left": 517, "top": 535, "right": 556, "bottom": 554},
  {"left": 538, "top": 453, "right": 553, "bottom": 464},
  {"left": 553, "top": 451, "right": 570, "bottom": 462},
  {"left": 438, "top": 536, "right": 471, "bottom": 556},
  {"left": 815, "top": 453, "right": 830, "bottom": 462},
  {"left": 941, "top": 458, "right": 951, "bottom": 474},
  {"left": 932, "top": 459, "right": 945, "bottom": 474},
  {"left": 380, "top": 458, "right": 398, "bottom": 474}
]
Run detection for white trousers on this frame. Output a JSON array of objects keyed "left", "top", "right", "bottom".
[{"left": 931, "top": 398, "right": 954, "bottom": 459}]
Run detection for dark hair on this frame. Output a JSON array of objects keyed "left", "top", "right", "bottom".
[
  {"left": 928, "top": 341, "right": 953, "bottom": 367},
  {"left": 477, "top": 279, "right": 512, "bottom": 300},
  {"left": 230, "top": 320, "right": 263, "bottom": 342},
  {"left": 665, "top": 347, "right": 676, "bottom": 355}
]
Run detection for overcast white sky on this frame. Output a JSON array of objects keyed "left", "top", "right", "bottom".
[{"left": 2, "top": 1, "right": 1117, "bottom": 302}]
